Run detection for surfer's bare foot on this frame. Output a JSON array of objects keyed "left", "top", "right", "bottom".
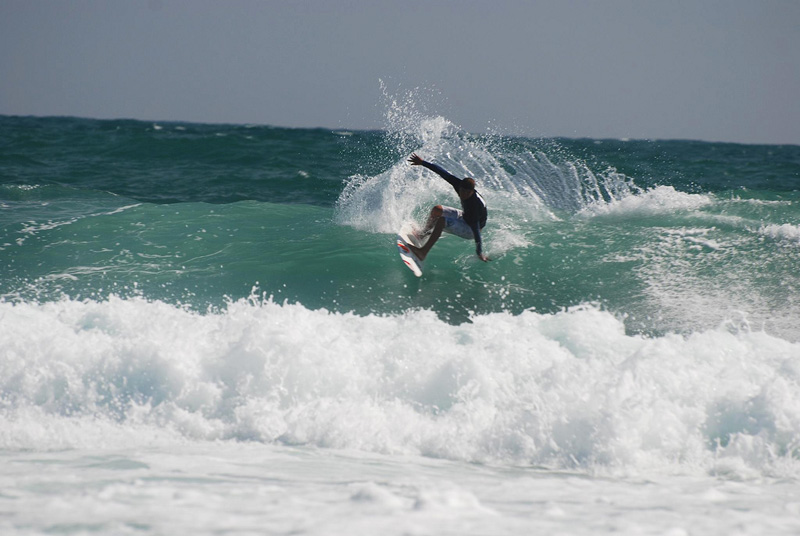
[
  {"left": 412, "top": 228, "right": 426, "bottom": 240},
  {"left": 407, "top": 243, "right": 426, "bottom": 261}
]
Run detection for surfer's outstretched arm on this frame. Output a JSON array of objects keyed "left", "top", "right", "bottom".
[{"left": 408, "top": 153, "right": 461, "bottom": 189}]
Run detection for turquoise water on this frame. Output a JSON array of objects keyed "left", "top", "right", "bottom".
[{"left": 2, "top": 115, "right": 799, "bottom": 335}]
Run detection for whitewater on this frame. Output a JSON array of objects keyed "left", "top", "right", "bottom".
[{"left": 1, "top": 104, "right": 800, "bottom": 533}]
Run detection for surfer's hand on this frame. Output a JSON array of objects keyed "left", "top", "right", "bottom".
[
  {"left": 408, "top": 153, "right": 424, "bottom": 166},
  {"left": 478, "top": 253, "right": 490, "bottom": 262}
]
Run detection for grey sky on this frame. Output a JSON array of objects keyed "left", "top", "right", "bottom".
[{"left": 2, "top": 0, "right": 798, "bottom": 144}]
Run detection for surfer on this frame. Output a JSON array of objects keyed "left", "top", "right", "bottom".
[{"left": 407, "top": 153, "right": 489, "bottom": 262}]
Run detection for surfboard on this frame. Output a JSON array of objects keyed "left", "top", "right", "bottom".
[{"left": 396, "top": 224, "right": 424, "bottom": 277}]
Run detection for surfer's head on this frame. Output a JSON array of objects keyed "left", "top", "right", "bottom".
[{"left": 459, "top": 178, "right": 476, "bottom": 200}]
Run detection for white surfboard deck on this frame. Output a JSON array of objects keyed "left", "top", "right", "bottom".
[{"left": 396, "top": 224, "right": 424, "bottom": 277}]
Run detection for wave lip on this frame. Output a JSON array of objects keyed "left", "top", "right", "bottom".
[{"left": 1, "top": 296, "right": 798, "bottom": 478}]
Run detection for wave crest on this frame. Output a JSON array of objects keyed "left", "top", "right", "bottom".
[{"left": 2, "top": 296, "right": 798, "bottom": 477}]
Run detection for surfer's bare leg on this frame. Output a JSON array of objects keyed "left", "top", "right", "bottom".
[
  {"left": 407, "top": 214, "right": 445, "bottom": 261},
  {"left": 416, "top": 205, "right": 443, "bottom": 238}
]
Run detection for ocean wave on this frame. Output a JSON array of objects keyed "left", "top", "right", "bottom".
[
  {"left": 578, "top": 186, "right": 713, "bottom": 218},
  {"left": 759, "top": 223, "right": 800, "bottom": 245},
  {"left": 1, "top": 295, "right": 798, "bottom": 478}
]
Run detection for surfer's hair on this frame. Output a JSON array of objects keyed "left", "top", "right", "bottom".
[{"left": 462, "top": 178, "right": 476, "bottom": 190}]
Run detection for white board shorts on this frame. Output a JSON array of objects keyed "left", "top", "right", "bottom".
[{"left": 441, "top": 206, "right": 475, "bottom": 240}]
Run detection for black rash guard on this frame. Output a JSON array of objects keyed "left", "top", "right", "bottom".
[{"left": 421, "top": 161, "right": 488, "bottom": 256}]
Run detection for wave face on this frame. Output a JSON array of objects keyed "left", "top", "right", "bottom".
[{"left": 1, "top": 109, "right": 799, "bottom": 477}]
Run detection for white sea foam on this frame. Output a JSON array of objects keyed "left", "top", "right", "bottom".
[
  {"left": 337, "top": 88, "right": 644, "bottom": 238},
  {"left": 760, "top": 223, "right": 800, "bottom": 245},
  {"left": 1, "top": 296, "right": 798, "bottom": 478},
  {"left": 579, "top": 186, "right": 713, "bottom": 218}
]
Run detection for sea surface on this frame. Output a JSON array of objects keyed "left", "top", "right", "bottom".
[{"left": 1, "top": 110, "right": 799, "bottom": 534}]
